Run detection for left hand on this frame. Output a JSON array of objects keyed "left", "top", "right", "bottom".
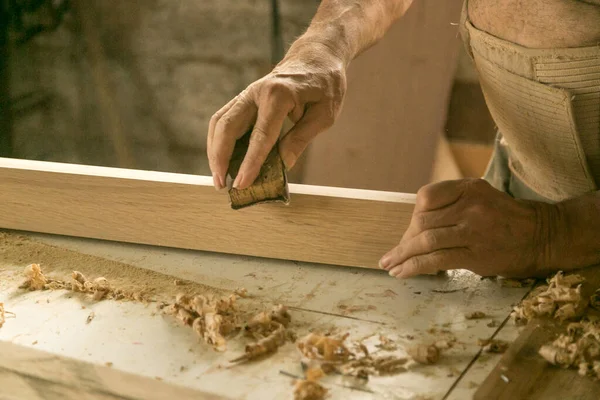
[{"left": 378, "top": 179, "right": 555, "bottom": 279}]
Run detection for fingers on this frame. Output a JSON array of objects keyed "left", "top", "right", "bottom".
[
  {"left": 415, "top": 180, "right": 467, "bottom": 212},
  {"left": 207, "top": 96, "right": 239, "bottom": 189},
  {"left": 400, "top": 204, "right": 462, "bottom": 242},
  {"left": 379, "top": 226, "right": 464, "bottom": 271},
  {"left": 233, "top": 91, "right": 294, "bottom": 189},
  {"left": 388, "top": 248, "right": 467, "bottom": 279},
  {"left": 279, "top": 104, "right": 332, "bottom": 169},
  {"left": 209, "top": 95, "right": 257, "bottom": 190}
]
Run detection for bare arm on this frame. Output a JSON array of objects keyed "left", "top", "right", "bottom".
[
  {"left": 547, "top": 192, "right": 600, "bottom": 272},
  {"left": 207, "top": 0, "right": 414, "bottom": 190},
  {"left": 290, "top": 0, "right": 414, "bottom": 67}
]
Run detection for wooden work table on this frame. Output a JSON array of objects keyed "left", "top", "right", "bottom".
[{"left": 0, "top": 231, "right": 537, "bottom": 400}]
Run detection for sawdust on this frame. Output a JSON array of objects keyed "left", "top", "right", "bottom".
[
  {"left": 511, "top": 271, "right": 587, "bottom": 325},
  {"left": 293, "top": 367, "right": 328, "bottom": 400},
  {"left": 365, "top": 289, "right": 397, "bottom": 298},
  {"left": 337, "top": 304, "right": 376, "bottom": 315},
  {"left": 18, "top": 264, "right": 153, "bottom": 303},
  {"left": 539, "top": 319, "right": 600, "bottom": 380},
  {"left": 465, "top": 311, "right": 487, "bottom": 320},
  {"left": 0, "top": 232, "right": 223, "bottom": 302}
]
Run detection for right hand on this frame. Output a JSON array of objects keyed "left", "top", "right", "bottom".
[{"left": 207, "top": 42, "right": 347, "bottom": 190}]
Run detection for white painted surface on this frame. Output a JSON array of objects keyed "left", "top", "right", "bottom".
[{"left": 0, "top": 233, "right": 527, "bottom": 399}]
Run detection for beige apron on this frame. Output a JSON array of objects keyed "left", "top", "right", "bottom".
[{"left": 459, "top": 1, "right": 600, "bottom": 203}]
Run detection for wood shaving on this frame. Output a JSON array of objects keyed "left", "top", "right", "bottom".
[
  {"left": 465, "top": 311, "right": 487, "bottom": 320},
  {"left": 500, "top": 278, "right": 536, "bottom": 288},
  {"left": 86, "top": 311, "right": 95, "bottom": 324},
  {"left": 539, "top": 319, "right": 600, "bottom": 380},
  {"left": 0, "top": 303, "right": 15, "bottom": 328},
  {"left": 19, "top": 264, "right": 48, "bottom": 290},
  {"left": 234, "top": 288, "right": 248, "bottom": 298},
  {"left": 407, "top": 344, "right": 440, "bottom": 364},
  {"left": 477, "top": 338, "right": 509, "bottom": 353},
  {"left": 297, "top": 333, "right": 353, "bottom": 364},
  {"left": 230, "top": 305, "right": 295, "bottom": 364},
  {"left": 590, "top": 289, "right": 600, "bottom": 310},
  {"left": 487, "top": 320, "right": 499, "bottom": 328},
  {"left": 230, "top": 323, "right": 289, "bottom": 363},
  {"left": 511, "top": 271, "right": 587, "bottom": 325},
  {"left": 337, "top": 304, "right": 376, "bottom": 315},
  {"left": 375, "top": 335, "right": 398, "bottom": 351},
  {"left": 293, "top": 367, "right": 328, "bottom": 400},
  {"left": 340, "top": 355, "right": 409, "bottom": 378},
  {"left": 163, "top": 293, "right": 242, "bottom": 352}
]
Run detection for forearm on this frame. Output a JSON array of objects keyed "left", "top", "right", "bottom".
[
  {"left": 540, "top": 191, "right": 600, "bottom": 272},
  {"left": 284, "top": 0, "right": 414, "bottom": 66}
]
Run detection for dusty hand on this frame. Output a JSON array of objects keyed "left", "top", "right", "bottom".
[
  {"left": 207, "top": 43, "right": 347, "bottom": 190},
  {"left": 379, "top": 179, "right": 558, "bottom": 279}
]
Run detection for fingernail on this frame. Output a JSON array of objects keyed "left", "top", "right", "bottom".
[
  {"left": 389, "top": 267, "right": 402, "bottom": 278},
  {"left": 379, "top": 255, "right": 391, "bottom": 269},
  {"left": 233, "top": 173, "right": 244, "bottom": 189}
]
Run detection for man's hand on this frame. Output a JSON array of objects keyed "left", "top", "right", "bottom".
[
  {"left": 207, "top": 43, "right": 346, "bottom": 190},
  {"left": 379, "top": 179, "right": 560, "bottom": 279}
]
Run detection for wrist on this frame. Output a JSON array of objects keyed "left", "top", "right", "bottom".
[
  {"left": 531, "top": 201, "right": 567, "bottom": 275},
  {"left": 533, "top": 194, "right": 600, "bottom": 275},
  {"left": 284, "top": 32, "right": 351, "bottom": 69}
]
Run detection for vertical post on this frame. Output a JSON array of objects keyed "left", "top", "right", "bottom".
[
  {"left": 270, "top": 0, "right": 284, "bottom": 66},
  {"left": 0, "top": 0, "right": 12, "bottom": 157}
]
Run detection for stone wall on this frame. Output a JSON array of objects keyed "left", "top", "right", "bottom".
[{"left": 9, "top": 0, "right": 319, "bottom": 173}]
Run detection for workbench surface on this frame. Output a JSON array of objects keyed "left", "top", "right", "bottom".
[{"left": 0, "top": 232, "right": 528, "bottom": 400}]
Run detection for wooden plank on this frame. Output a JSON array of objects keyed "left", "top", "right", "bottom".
[
  {"left": 302, "top": 0, "right": 464, "bottom": 193},
  {"left": 0, "top": 341, "right": 227, "bottom": 400},
  {"left": 475, "top": 265, "right": 600, "bottom": 400},
  {"left": 0, "top": 158, "right": 415, "bottom": 269}
]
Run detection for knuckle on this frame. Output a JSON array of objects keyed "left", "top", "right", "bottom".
[
  {"left": 467, "top": 178, "right": 490, "bottom": 192},
  {"left": 414, "top": 212, "right": 427, "bottom": 230},
  {"left": 265, "top": 80, "right": 292, "bottom": 99},
  {"left": 408, "top": 257, "right": 423, "bottom": 272},
  {"left": 216, "top": 114, "right": 235, "bottom": 133},
  {"left": 416, "top": 185, "right": 434, "bottom": 208},
  {"left": 422, "top": 231, "right": 438, "bottom": 248}
]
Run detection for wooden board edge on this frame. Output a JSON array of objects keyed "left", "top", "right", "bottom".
[
  {"left": 0, "top": 341, "right": 228, "bottom": 400},
  {"left": 0, "top": 158, "right": 416, "bottom": 269}
]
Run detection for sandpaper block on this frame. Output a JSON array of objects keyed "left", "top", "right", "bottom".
[{"left": 227, "top": 130, "right": 290, "bottom": 210}]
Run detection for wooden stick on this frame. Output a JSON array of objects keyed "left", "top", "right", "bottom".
[
  {"left": 0, "top": 158, "right": 415, "bottom": 269},
  {"left": 0, "top": 341, "right": 227, "bottom": 400}
]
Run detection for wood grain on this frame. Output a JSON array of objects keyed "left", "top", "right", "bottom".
[
  {"left": 475, "top": 265, "right": 600, "bottom": 400},
  {"left": 0, "top": 341, "right": 227, "bottom": 400},
  {"left": 0, "top": 158, "right": 415, "bottom": 269}
]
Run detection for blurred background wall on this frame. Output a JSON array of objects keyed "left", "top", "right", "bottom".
[{"left": 1, "top": 0, "right": 496, "bottom": 193}]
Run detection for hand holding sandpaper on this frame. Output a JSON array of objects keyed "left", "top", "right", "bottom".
[
  {"left": 226, "top": 130, "right": 290, "bottom": 210},
  {"left": 205, "top": 39, "right": 347, "bottom": 192}
]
